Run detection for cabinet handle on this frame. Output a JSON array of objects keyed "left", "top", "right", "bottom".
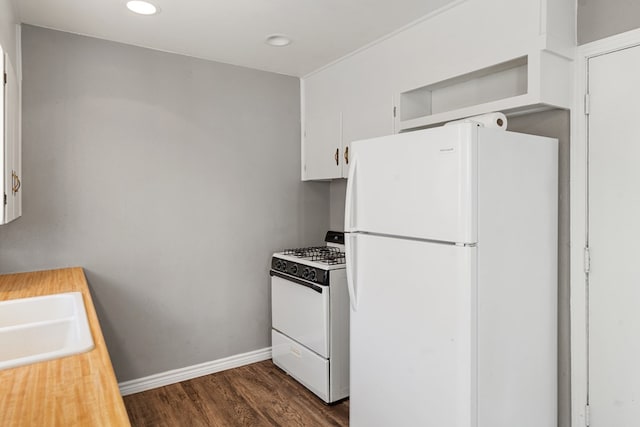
[
  {"left": 344, "top": 146, "right": 349, "bottom": 165},
  {"left": 12, "top": 171, "right": 20, "bottom": 193},
  {"left": 335, "top": 148, "right": 339, "bottom": 166}
]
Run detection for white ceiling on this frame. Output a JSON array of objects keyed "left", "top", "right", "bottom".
[{"left": 15, "top": 0, "right": 456, "bottom": 77}]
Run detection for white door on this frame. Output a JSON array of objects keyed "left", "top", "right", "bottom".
[
  {"left": 345, "top": 123, "right": 477, "bottom": 244},
  {"left": 588, "top": 43, "right": 640, "bottom": 425},
  {"left": 346, "top": 232, "right": 476, "bottom": 427}
]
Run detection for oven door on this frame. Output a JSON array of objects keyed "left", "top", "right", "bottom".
[{"left": 271, "top": 273, "right": 329, "bottom": 358}]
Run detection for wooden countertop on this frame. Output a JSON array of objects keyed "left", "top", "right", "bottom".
[{"left": 0, "top": 267, "right": 131, "bottom": 426}]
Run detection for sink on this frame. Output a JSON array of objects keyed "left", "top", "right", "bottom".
[{"left": 0, "top": 292, "right": 95, "bottom": 370}]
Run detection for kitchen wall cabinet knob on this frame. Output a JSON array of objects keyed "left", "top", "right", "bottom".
[
  {"left": 344, "top": 146, "right": 349, "bottom": 165},
  {"left": 11, "top": 171, "right": 20, "bottom": 194},
  {"left": 335, "top": 148, "right": 339, "bottom": 166}
]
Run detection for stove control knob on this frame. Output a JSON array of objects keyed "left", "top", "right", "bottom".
[
  {"left": 302, "top": 268, "right": 310, "bottom": 279},
  {"left": 281, "top": 261, "right": 287, "bottom": 271},
  {"left": 309, "top": 269, "right": 317, "bottom": 281},
  {"left": 275, "top": 260, "right": 282, "bottom": 270},
  {"left": 291, "top": 264, "right": 298, "bottom": 275}
]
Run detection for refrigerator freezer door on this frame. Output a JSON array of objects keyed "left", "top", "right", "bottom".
[
  {"left": 348, "top": 233, "right": 477, "bottom": 427},
  {"left": 345, "top": 124, "right": 477, "bottom": 244}
]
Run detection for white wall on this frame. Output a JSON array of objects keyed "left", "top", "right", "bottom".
[{"left": 0, "top": 26, "right": 330, "bottom": 382}]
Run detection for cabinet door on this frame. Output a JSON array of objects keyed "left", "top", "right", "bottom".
[
  {"left": 303, "top": 108, "right": 342, "bottom": 180},
  {"left": 3, "top": 53, "right": 20, "bottom": 224},
  {"left": 341, "top": 94, "right": 395, "bottom": 178},
  {"left": 0, "top": 48, "right": 5, "bottom": 224}
]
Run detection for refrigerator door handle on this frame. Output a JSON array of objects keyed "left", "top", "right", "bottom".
[
  {"left": 345, "top": 233, "right": 358, "bottom": 311},
  {"left": 344, "top": 156, "right": 357, "bottom": 232}
]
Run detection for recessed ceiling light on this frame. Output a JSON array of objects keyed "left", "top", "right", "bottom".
[
  {"left": 265, "top": 35, "right": 292, "bottom": 47},
  {"left": 126, "top": 1, "right": 158, "bottom": 15}
]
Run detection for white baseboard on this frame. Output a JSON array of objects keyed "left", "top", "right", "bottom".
[{"left": 119, "top": 347, "right": 272, "bottom": 396}]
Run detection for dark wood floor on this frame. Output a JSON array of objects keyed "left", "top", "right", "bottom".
[{"left": 123, "top": 360, "right": 349, "bottom": 426}]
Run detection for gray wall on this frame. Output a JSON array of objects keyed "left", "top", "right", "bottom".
[
  {"left": 0, "top": 25, "right": 330, "bottom": 382},
  {"left": 329, "top": 179, "right": 347, "bottom": 231},
  {"left": 578, "top": 0, "right": 640, "bottom": 44},
  {"left": 328, "top": 109, "right": 571, "bottom": 427}
]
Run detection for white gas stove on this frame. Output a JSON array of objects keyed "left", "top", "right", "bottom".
[{"left": 270, "top": 231, "right": 349, "bottom": 404}]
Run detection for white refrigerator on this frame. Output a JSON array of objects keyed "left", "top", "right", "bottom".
[{"left": 344, "top": 123, "right": 557, "bottom": 427}]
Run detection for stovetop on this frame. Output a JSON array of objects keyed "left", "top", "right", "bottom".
[
  {"left": 270, "top": 232, "right": 346, "bottom": 285},
  {"left": 282, "top": 246, "right": 346, "bottom": 265},
  {"left": 273, "top": 246, "right": 346, "bottom": 272}
]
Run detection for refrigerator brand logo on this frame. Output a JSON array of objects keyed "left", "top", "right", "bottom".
[{"left": 440, "top": 147, "right": 455, "bottom": 152}]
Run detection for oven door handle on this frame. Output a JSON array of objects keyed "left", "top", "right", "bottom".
[{"left": 270, "top": 270, "right": 324, "bottom": 294}]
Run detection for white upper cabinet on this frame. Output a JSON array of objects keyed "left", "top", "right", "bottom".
[
  {"left": 340, "top": 50, "right": 396, "bottom": 178},
  {"left": 302, "top": 44, "right": 395, "bottom": 180},
  {"left": 301, "top": 0, "right": 575, "bottom": 180},
  {"left": 1, "top": 44, "right": 22, "bottom": 224},
  {"left": 302, "top": 75, "right": 343, "bottom": 180}
]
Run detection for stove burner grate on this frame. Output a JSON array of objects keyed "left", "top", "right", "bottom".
[{"left": 283, "top": 246, "right": 346, "bottom": 265}]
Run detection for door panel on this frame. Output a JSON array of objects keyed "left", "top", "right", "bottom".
[
  {"left": 588, "top": 44, "right": 640, "bottom": 425},
  {"left": 342, "top": 95, "right": 395, "bottom": 178},
  {"left": 271, "top": 276, "right": 329, "bottom": 357},
  {"left": 5, "top": 56, "right": 19, "bottom": 223},
  {"left": 348, "top": 232, "right": 476, "bottom": 427},
  {"left": 303, "top": 109, "right": 342, "bottom": 180},
  {"left": 346, "top": 124, "right": 477, "bottom": 244},
  {"left": 0, "top": 49, "right": 5, "bottom": 224}
]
